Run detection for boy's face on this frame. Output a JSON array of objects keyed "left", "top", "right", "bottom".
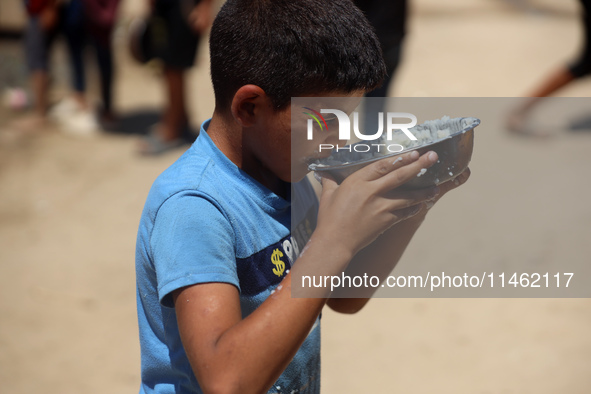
[{"left": 254, "top": 91, "right": 364, "bottom": 184}]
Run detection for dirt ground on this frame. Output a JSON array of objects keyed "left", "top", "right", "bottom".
[{"left": 1, "top": 0, "right": 590, "bottom": 393}]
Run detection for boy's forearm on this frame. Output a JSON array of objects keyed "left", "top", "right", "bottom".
[
  {"left": 175, "top": 231, "right": 353, "bottom": 394},
  {"left": 328, "top": 170, "right": 471, "bottom": 313},
  {"left": 328, "top": 208, "right": 427, "bottom": 313},
  {"left": 207, "top": 276, "right": 325, "bottom": 393}
]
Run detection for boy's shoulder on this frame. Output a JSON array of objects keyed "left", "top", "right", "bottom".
[
  {"left": 142, "top": 123, "right": 298, "bottom": 232},
  {"left": 145, "top": 126, "right": 239, "bottom": 215}
]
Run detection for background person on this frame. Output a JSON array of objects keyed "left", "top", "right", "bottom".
[
  {"left": 136, "top": 0, "right": 213, "bottom": 155},
  {"left": 20, "top": 0, "right": 95, "bottom": 134},
  {"left": 355, "top": 0, "right": 408, "bottom": 134},
  {"left": 507, "top": 0, "right": 591, "bottom": 135},
  {"left": 83, "top": 0, "right": 121, "bottom": 129}
]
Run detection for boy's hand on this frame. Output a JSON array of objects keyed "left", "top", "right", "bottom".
[
  {"left": 314, "top": 150, "right": 440, "bottom": 258},
  {"left": 324, "top": 163, "right": 471, "bottom": 311},
  {"left": 423, "top": 167, "right": 471, "bottom": 211},
  {"left": 404, "top": 167, "right": 471, "bottom": 221}
]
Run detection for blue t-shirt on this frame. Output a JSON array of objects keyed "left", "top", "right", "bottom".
[{"left": 135, "top": 120, "right": 320, "bottom": 394}]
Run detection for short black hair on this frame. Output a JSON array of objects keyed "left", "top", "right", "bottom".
[{"left": 209, "top": 0, "right": 387, "bottom": 110}]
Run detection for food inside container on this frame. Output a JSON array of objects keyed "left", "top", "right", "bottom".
[{"left": 308, "top": 116, "right": 480, "bottom": 189}]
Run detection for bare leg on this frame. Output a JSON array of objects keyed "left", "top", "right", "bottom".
[
  {"left": 136, "top": 67, "right": 190, "bottom": 155},
  {"left": 519, "top": 67, "right": 575, "bottom": 113},
  {"left": 31, "top": 70, "right": 50, "bottom": 118},
  {"left": 9, "top": 70, "right": 50, "bottom": 133},
  {"left": 161, "top": 67, "right": 189, "bottom": 141},
  {"left": 507, "top": 67, "right": 575, "bottom": 135},
  {"left": 71, "top": 91, "right": 88, "bottom": 111}
]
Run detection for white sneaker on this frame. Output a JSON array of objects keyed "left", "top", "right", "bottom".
[
  {"left": 61, "top": 110, "right": 100, "bottom": 137},
  {"left": 48, "top": 98, "right": 80, "bottom": 122}
]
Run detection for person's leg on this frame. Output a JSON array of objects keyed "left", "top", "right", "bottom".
[
  {"left": 63, "top": 0, "right": 87, "bottom": 109},
  {"left": 508, "top": 0, "right": 590, "bottom": 134},
  {"left": 364, "top": 44, "right": 402, "bottom": 134},
  {"left": 520, "top": 68, "right": 575, "bottom": 111},
  {"left": 161, "top": 67, "right": 189, "bottom": 141},
  {"left": 94, "top": 38, "right": 115, "bottom": 122},
  {"left": 159, "top": 0, "right": 198, "bottom": 141},
  {"left": 506, "top": 68, "right": 574, "bottom": 135},
  {"left": 138, "top": 0, "right": 198, "bottom": 154},
  {"left": 25, "top": 17, "right": 49, "bottom": 117},
  {"left": 19, "top": 15, "right": 54, "bottom": 130},
  {"left": 30, "top": 70, "right": 50, "bottom": 117},
  {"left": 136, "top": 66, "right": 192, "bottom": 154}
]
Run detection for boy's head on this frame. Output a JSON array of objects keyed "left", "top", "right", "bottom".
[{"left": 209, "top": 0, "right": 387, "bottom": 112}]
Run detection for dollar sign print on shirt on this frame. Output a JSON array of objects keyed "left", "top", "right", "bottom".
[{"left": 271, "top": 249, "right": 285, "bottom": 277}]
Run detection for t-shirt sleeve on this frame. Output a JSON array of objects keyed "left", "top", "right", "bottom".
[{"left": 150, "top": 192, "right": 239, "bottom": 308}]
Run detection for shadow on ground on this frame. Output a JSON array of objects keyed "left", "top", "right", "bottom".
[
  {"left": 569, "top": 112, "right": 591, "bottom": 132},
  {"left": 103, "top": 109, "right": 161, "bottom": 136}
]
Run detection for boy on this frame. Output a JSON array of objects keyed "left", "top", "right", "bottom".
[{"left": 135, "top": 0, "right": 470, "bottom": 393}]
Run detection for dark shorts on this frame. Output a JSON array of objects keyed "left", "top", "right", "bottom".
[{"left": 147, "top": 0, "right": 200, "bottom": 69}]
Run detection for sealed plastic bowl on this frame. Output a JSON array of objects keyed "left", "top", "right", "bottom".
[{"left": 309, "top": 117, "right": 479, "bottom": 189}]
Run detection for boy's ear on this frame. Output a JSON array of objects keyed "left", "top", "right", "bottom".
[{"left": 231, "top": 85, "right": 270, "bottom": 127}]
